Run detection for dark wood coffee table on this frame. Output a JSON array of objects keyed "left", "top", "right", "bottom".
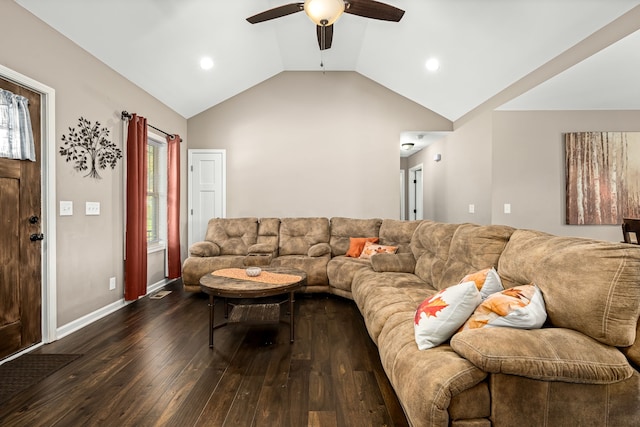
[{"left": 199, "top": 267, "right": 306, "bottom": 348}]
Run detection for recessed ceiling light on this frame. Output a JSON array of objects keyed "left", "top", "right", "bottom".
[
  {"left": 200, "top": 56, "right": 214, "bottom": 70},
  {"left": 425, "top": 58, "right": 440, "bottom": 72}
]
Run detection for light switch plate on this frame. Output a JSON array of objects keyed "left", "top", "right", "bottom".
[
  {"left": 60, "top": 201, "right": 73, "bottom": 216},
  {"left": 504, "top": 203, "right": 511, "bottom": 214},
  {"left": 468, "top": 204, "right": 475, "bottom": 214},
  {"left": 86, "top": 202, "right": 100, "bottom": 216}
]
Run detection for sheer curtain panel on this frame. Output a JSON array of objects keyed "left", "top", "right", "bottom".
[{"left": 0, "top": 89, "right": 35, "bottom": 161}]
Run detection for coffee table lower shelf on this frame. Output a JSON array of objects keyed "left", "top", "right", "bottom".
[
  {"left": 227, "top": 301, "right": 281, "bottom": 323},
  {"left": 207, "top": 294, "right": 295, "bottom": 348}
]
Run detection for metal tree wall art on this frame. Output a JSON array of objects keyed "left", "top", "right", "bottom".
[{"left": 59, "top": 117, "right": 122, "bottom": 179}]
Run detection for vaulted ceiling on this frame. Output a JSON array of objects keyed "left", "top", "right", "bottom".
[{"left": 15, "top": 0, "right": 640, "bottom": 120}]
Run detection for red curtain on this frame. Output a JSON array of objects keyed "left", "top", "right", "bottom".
[
  {"left": 125, "top": 114, "right": 148, "bottom": 301},
  {"left": 167, "top": 134, "right": 181, "bottom": 279}
]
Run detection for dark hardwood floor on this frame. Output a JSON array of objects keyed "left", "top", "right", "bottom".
[{"left": 0, "top": 280, "right": 408, "bottom": 427}]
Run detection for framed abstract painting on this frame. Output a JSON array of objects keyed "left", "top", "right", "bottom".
[{"left": 565, "top": 131, "right": 640, "bottom": 225}]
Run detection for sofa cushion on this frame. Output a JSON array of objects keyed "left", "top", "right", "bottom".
[
  {"left": 621, "top": 321, "right": 640, "bottom": 367},
  {"left": 498, "top": 229, "right": 640, "bottom": 347},
  {"left": 359, "top": 242, "right": 398, "bottom": 259},
  {"left": 247, "top": 242, "right": 275, "bottom": 254},
  {"left": 270, "top": 254, "right": 330, "bottom": 287},
  {"left": 256, "top": 217, "right": 280, "bottom": 253},
  {"left": 378, "top": 310, "right": 487, "bottom": 427},
  {"left": 451, "top": 328, "right": 634, "bottom": 384},
  {"left": 345, "top": 237, "right": 379, "bottom": 257},
  {"left": 204, "top": 217, "right": 259, "bottom": 255},
  {"left": 379, "top": 219, "right": 421, "bottom": 254},
  {"left": 460, "top": 284, "right": 547, "bottom": 331},
  {"left": 329, "top": 217, "right": 382, "bottom": 256},
  {"left": 414, "top": 281, "right": 482, "bottom": 350},
  {"left": 411, "top": 221, "right": 460, "bottom": 287},
  {"left": 278, "top": 217, "right": 330, "bottom": 256},
  {"left": 352, "top": 268, "right": 433, "bottom": 344},
  {"left": 437, "top": 224, "right": 515, "bottom": 291},
  {"left": 326, "top": 256, "right": 373, "bottom": 293},
  {"left": 371, "top": 252, "right": 416, "bottom": 273}
]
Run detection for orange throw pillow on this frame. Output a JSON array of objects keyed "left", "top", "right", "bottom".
[{"left": 345, "top": 237, "right": 379, "bottom": 257}]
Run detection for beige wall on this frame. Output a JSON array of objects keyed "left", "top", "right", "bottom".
[
  {"left": 188, "top": 71, "right": 451, "bottom": 220},
  {"left": 2, "top": 2, "right": 187, "bottom": 326},
  {"left": 407, "top": 111, "right": 494, "bottom": 224},
  {"left": 406, "top": 109, "right": 640, "bottom": 243},
  {"left": 491, "top": 110, "right": 640, "bottom": 241}
]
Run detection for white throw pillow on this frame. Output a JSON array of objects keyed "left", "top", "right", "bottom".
[
  {"left": 459, "top": 284, "right": 547, "bottom": 331},
  {"left": 414, "top": 281, "right": 482, "bottom": 350}
]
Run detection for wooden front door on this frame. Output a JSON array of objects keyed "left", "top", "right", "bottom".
[{"left": 0, "top": 77, "right": 42, "bottom": 359}]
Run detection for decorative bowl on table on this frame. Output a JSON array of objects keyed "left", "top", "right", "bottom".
[{"left": 246, "top": 267, "right": 262, "bottom": 277}]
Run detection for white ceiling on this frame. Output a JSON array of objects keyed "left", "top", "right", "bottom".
[{"left": 15, "top": 0, "right": 640, "bottom": 122}]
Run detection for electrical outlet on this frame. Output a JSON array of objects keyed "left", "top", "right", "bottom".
[
  {"left": 504, "top": 203, "right": 511, "bottom": 214},
  {"left": 109, "top": 277, "right": 116, "bottom": 290},
  {"left": 60, "top": 201, "right": 73, "bottom": 216},
  {"left": 468, "top": 204, "right": 475, "bottom": 214},
  {"left": 86, "top": 202, "right": 100, "bottom": 216}
]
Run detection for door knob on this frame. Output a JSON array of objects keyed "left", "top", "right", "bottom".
[
  {"left": 30, "top": 233, "right": 44, "bottom": 241},
  {"left": 29, "top": 215, "right": 40, "bottom": 224}
]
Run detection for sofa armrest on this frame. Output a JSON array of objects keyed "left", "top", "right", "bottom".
[
  {"left": 371, "top": 253, "right": 416, "bottom": 273},
  {"left": 451, "top": 327, "right": 633, "bottom": 384},
  {"left": 189, "top": 241, "right": 220, "bottom": 257},
  {"left": 248, "top": 243, "right": 276, "bottom": 254},
  {"left": 308, "top": 243, "right": 332, "bottom": 257}
]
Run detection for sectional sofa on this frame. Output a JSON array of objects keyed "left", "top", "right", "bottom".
[{"left": 182, "top": 217, "right": 640, "bottom": 426}]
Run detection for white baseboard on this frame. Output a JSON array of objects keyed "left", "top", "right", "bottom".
[{"left": 56, "top": 278, "right": 171, "bottom": 340}]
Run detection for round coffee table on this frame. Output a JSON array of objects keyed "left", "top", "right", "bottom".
[{"left": 199, "top": 267, "right": 306, "bottom": 348}]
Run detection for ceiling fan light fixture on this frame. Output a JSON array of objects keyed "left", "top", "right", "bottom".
[{"left": 304, "top": 0, "right": 345, "bottom": 26}]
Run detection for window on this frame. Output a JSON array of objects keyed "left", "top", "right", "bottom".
[
  {"left": 147, "top": 135, "right": 167, "bottom": 250},
  {"left": 147, "top": 143, "right": 159, "bottom": 243}
]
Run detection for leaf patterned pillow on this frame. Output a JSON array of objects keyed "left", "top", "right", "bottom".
[
  {"left": 459, "top": 267, "right": 504, "bottom": 300},
  {"left": 414, "top": 281, "right": 482, "bottom": 350},
  {"left": 358, "top": 241, "right": 398, "bottom": 259},
  {"left": 459, "top": 284, "right": 547, "bottom": 331}
]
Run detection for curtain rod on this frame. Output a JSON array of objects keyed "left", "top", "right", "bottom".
[{"left": 121, "top": 111, "right": 182, "bottom": 142}]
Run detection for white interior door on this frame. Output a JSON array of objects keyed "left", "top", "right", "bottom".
[
  {"left": 409, "top": 164, "right": 424, "bottom": 220},
  {"left": 188, "top": 149, "right": 226, "bottom": 248}
]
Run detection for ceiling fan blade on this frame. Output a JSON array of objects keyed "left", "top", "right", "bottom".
[
  {"left": 345, "top": 0, "right": 405, "bottom": 22},
  {"left": 246, "top": 3, "right": 304, "bottom": 24},
  {"left": 316, "top": 25, "right": 334, "bottom": 50}
]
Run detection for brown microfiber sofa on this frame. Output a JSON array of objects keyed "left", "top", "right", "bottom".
[{"left": 182, "top": 217, "right": 640, "bottom": 426}]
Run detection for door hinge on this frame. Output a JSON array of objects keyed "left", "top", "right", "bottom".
[
  {"left": 191, "top": 209, "right": 193, "bottom": 215},
  {"left": 190, "top": 165, "right": 193, "bottom": 172}
]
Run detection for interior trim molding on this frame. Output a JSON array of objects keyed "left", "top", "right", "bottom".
[
  {"left": 56, "top": 278, "right": 170, "bottom": 340},
  {"left": 0, "top": 63, "right": 57, "bottom": 345}
]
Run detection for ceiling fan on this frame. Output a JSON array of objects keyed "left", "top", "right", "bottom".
[{"left": 247, "top": 0, "right": 405, "bottom": 51}]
